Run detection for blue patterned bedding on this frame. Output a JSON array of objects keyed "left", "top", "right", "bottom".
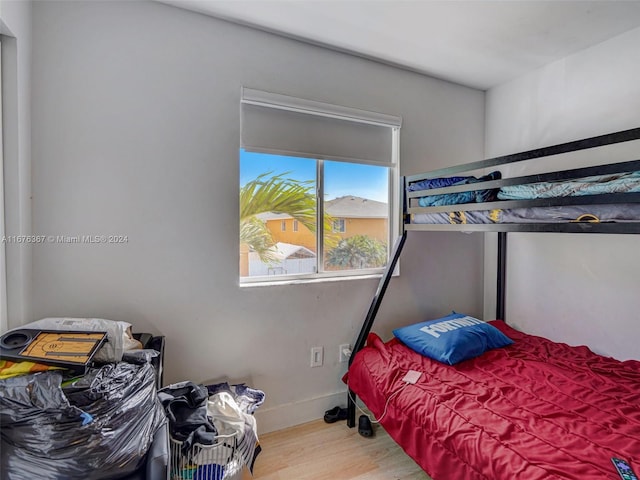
[
  {"left": 497, "top": 171, "right": 640, "bottom": 200},
  {"left": 411, "top": 171, "right": 501, "bottom": 207},
  {"left": 412, "top": 204, "right": 640, "bottom": 225}
]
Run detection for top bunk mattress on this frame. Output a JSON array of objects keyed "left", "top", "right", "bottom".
[
  {"left": 412, "top": 203, "right": 640, "bottom": 225},
  {"left": 346, "top": 320, "right": 640, "bottom": 480},
  {"left": 497, "top": 171, "right": 640, "bottom": 200},
  {"left": 408, "top": 171, "right": 640, "bottom": 227},
  {"left": 404, "top": 128, "right": 640, "bottom": 231},
  {"left": 411, "top": 171, "right": 640, "bottom": 207}
]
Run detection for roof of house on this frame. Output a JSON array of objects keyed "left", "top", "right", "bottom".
[
  {"left": 274, "top": 242, "right": 315, "bottom": 259},
  {"left": 249, "top": 242, "right": 315, "bottom": 260},
  {"left": 325, "top": 196, "right": 388, "bottom": 218},
  {"left": 255, "top": 212, "right": 290, "bottom": 221},
  {"left": 256, "top": 196, "right": 387, "bottom": 221}
]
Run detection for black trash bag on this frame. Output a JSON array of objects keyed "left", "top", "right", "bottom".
[
  {"left": 0, "top": 361, "right": 166, "bottom": 480},
  {"left": 121, "top": 348, "right": 159, "bottom": 366}
]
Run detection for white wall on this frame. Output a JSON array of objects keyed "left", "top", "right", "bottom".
[
  {"left": 29, "top": 1, "right": 485, "bottom": 432},
  {"left": 485, "top": 26, "right": 640, "bottom": 361},
  {"left": 0, "top": 0, "right": 33, "bottom": 331}
]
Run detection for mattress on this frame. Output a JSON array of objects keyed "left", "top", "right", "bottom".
[
  {"left": 346, "top": 320, "right": 640, "bottom": 480},
  {"left": 412, "top": 204, "right": 640, "bottom": 225},
  {"left": 497, "top": 171, "right": 640, "bottom": 200},
  {"left": 411, "top": 171, "right": 640, "bottom": 208}
]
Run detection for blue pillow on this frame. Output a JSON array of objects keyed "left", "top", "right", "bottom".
[{"left": 393, "top": 313, "right": 513, "bottom": 365}]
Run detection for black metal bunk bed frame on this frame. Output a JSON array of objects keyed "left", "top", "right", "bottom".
[{"left": 346, "top": 126, "right": 640, "bottom": 428}]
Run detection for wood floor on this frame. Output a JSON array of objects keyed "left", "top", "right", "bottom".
[{"left": 244, "top": 419, "right": 433, "bottom": 480}]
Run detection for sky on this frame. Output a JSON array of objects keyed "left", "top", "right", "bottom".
[{"left": 240, "top": 149, "right": 389, "bottom": 203}]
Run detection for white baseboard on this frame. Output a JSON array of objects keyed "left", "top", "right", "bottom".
[{"left": 253, "top": 389, "right": 349, "bottom": 434}]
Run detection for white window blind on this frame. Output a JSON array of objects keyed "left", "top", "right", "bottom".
[{"left": 240, "top": 87, "right": 401, "bottom": 166}]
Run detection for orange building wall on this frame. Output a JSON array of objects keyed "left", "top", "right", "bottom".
[
  {"left": 265, "top": 217, "right": 388, "bottom": 251},
  {"left": 336, "top": 218, "right": 388, "bottom": 243},
  {"left": 265, "top": 218, "right": 317, "bottom": 251}
]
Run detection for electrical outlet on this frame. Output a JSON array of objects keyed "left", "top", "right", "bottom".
[
  {"left": 310, "top": 346, "right": 323, "bottom": 367},
  {"left": 339, "top": 344, "right": 351, "bottom": 363}
]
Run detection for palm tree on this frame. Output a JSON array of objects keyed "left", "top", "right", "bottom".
[{"left": 240, "top": 173, "right": 317, "bottom": 262}]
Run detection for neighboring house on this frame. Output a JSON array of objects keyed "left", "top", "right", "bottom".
[
  {"left": 260, "top": 196, "right": 388, "bottom": 252},
  {"left": 258, "top": 212, "right": 317, "bottom": 252},
  {"left": 240, "top": 196, "right": 388, "bottom": 276},
  {"left": 325, "top": 196, "right": 388, "bottom": 244}
]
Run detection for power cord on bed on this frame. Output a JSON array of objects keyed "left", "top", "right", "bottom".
[{"left": 348, "top": 369, "right": 422, "bottom": 424}]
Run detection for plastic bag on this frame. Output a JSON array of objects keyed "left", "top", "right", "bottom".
[{"left": 0, "top": 361, "right": 166, "bottom": 479}]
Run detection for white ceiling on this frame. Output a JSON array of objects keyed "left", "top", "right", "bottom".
[{"left": 160, "top": 0, "right": 640, "bottom": 90}]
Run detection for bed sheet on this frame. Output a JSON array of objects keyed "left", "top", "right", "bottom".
[
  {"left": 346, "top": 320, "right": 640, "bottom": 480},
  {"left": 411, "top": 204, "right": 640, "bottom": 225},
  {"left": 497, "top": 171, "right": 640, "bottom": 200}
]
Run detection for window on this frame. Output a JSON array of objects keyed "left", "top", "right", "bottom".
[{"left": 239, "top": 88, "right": 401, "bottom": 283}]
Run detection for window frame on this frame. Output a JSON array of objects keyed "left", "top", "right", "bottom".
[
  {"left": 240, "top": 88, "right": 401, "bottom": 285},
  {"left": 332, "top": 218, "right": 346, "bottom": 233}
]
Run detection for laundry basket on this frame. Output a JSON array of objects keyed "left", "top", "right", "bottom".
[{"left": 170, "top": 431, "right": 244, "bottom": 480}]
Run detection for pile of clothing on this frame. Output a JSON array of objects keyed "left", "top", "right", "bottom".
[{"left": 159, "top": 381, "right": 265, "bottom": 478}]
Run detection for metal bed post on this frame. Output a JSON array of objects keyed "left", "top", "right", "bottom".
[
  {"left": 496, "top": 232, "right": 507, "bottom": 321},
  {"left": 347, "top": 231, "right": 407, "bottom": 428}
]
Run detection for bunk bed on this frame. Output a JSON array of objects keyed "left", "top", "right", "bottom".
[{"left": 345, "top": 127, "right": 640, "bottom": 480}]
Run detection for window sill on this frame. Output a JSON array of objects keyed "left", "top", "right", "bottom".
[{"left": 239, "top": 272, "right": 384, "bottom": 288}]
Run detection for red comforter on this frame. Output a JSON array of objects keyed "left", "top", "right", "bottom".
[{"left": 346, "top": 320, "right": 640, "bottom": 479}]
